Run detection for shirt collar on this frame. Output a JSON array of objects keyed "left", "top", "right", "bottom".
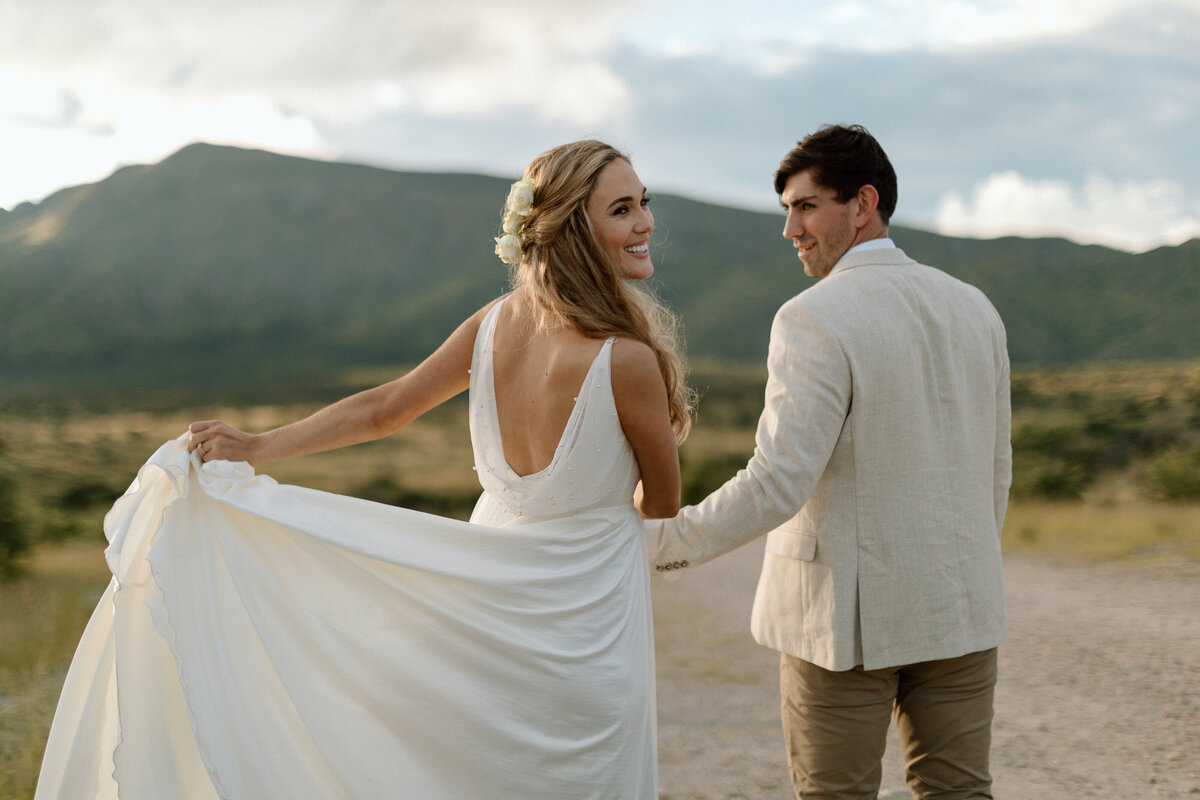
[
  {"left": 844, "top": 237, "right": 895, "bottom": 257},
  {"left": 828, "top": 237, "right": 896, "bottom": 275}
]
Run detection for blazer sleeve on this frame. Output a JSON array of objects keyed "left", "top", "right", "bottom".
[{"left": 645, "top": 296, "right": 851, "bottom": 572}]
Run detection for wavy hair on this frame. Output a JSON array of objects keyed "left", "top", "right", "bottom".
[{"left": 502, "top": 140, "right": 693, "bottom": 442}]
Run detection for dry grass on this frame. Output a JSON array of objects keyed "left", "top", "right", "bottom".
[
  {"left": 2, "top": 400, "right": 477, "bottom": 500},
  {"left": 0, "top": 541, "right": 112, "bottom": 800},
  {"left": 1003, "top": 497, "right": 1200, "bottom": 564},
  {"left": 1012, "top": 359, "right": 1200, "bottom": 405}
]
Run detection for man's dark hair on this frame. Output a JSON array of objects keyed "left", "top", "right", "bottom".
[{"left": 773, "top": 125, "right": 898, "bottom": 223}]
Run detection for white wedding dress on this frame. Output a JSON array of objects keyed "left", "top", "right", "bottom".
[{"left": 35, "top": 300, "right": 657, "bottom": 799}]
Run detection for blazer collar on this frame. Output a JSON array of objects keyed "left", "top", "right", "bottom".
[{"left": 828, "top": 244, "right": 916, "bottom": 277}]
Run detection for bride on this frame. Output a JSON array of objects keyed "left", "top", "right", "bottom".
[{"left": 35, "top": 140, "right": 693, "bottom": 799}]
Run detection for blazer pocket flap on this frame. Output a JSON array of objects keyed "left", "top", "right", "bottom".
[{"left": 766, "top": 530, "right": 817, "bottom": 562}]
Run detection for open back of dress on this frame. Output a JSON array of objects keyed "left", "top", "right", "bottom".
[{"left": 34, "top": 299, "right": 657, "bottom": 800}]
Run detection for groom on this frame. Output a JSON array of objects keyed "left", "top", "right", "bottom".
[{"left": 647, "top": 125, "right": 1011, "bottom": 799}]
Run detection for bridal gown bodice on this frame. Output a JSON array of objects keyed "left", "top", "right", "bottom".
[
  {"left": 468, "top": 298, "right": 641, "bottom": 524},
  {"left": 34, "top": 299, "right": 657, "bottom": 800}
]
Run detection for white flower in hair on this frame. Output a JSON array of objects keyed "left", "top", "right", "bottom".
[
  {"left": 494, "top": 233, "right": 524, "bottom": 265},
  {"left": 506, "top": 179, "right": 535, "bottom": 216},
  {"left": 502, "top": 210, "right": 524, "bottom": 235},
  {"left": 494, "top": 177, "right": 536, "bottom": 264}
]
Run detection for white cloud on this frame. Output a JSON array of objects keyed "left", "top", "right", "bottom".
[
  {"left": 934, "top": 171, "right": 1200, "bottom": 252},
  {"left": 0, "top": 0, "right": 639, "bottom": 208},
  {"left": 0, "top": 68, "right": 329, "bottom": 207},
  {"left": 1, "top": 0, "right": 1197, "bottom": 255},
  {"left": 623, "top": 0, "right": 1157, "bottom": 68},
  {"left": 0, "top": 0, "right": 638, "bottom": 119},
  {"left": 403, "top": 59, "right": 629, "bottom": 127}
]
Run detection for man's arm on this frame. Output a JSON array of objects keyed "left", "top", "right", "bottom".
[{"left": 645, "top": 297, "right": 851, "bottom": 571}]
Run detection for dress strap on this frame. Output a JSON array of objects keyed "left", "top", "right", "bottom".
[{"left": 481, "top": 297, "right": 510, "bottom": 344}]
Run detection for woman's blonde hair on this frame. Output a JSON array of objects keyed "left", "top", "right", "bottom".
[{"left": 504, "top": 140, "right": 693, "bottom": 442}]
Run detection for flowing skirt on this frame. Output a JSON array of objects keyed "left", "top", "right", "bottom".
[{"left": 35, "top": 435, "right": 656, "bottom": 799}]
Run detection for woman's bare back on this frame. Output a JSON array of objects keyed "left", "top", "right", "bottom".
[{"left": 491, "top": 290, "right": 609, "bottom": 477}]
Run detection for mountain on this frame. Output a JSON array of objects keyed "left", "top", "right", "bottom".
[
  {"left": 1, "top": 143, "right": 1197, "bottom": 398},
  {"left": 0, "top": 144, "right": 515, "bottom": 389}
]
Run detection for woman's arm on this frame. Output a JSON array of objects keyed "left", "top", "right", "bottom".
[
  {"left": 611, "top": 339, "right": 681, "bottom": 519},
  {"left": 189, "top": 299, "right": 500, "bottom": 465}
]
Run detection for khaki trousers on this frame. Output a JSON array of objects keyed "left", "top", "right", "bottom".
[{"left": 780, "top": 648, "right": 997, "bottom": 800}]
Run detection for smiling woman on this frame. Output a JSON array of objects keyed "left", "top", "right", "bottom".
[{"left": 32, "top": 139, "right": 692, "bottom": 800}]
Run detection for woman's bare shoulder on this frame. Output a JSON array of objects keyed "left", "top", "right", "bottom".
[{"left": 609, "top": 337, "right": 661, "bottom": 387}]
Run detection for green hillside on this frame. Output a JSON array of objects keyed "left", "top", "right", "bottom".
[
  {"left": 1, "top": 143, "right": 1196, "bottom": 400},
  {"left": 0, "top": 144, "right": 512, "bottom": 388}
]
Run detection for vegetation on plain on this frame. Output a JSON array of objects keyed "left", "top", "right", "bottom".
[
  {"left": 1, "top": 359, "right": 1198, "bottom": 798},
  {"left": 3, "top": 358, "right": 1197, "bottom": 579}
]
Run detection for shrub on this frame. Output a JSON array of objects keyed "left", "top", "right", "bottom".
[
  {"left": 1142, "top": 446, "right": 1200, "bottom": 501},
  {"left": 57, "top": 480, "right": 122, "bottom": 510},
  {"left": 0, "top": 473, "right": 30, "bottom": 576},
  {"left": 1010, "top": 454, "right": 1091, "bottom": 501},
  {"left": 681, "top": 452, "right": 748, "bottom": 506},
  {"left": 350, "top": 474, "right": 480, "bottom": 520}
]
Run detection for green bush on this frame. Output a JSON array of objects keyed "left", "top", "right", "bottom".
[
  {"left": 32, "top": 505, "right": 94, "bottom": 543},
  {"left": 681, "top": 452, "right": 748, "bottom": 506},
  {"left": 350, "top": 474, "right": 480, "bottom": 520},
  {"left": 1011, "top": 421, "right": 1079, "bottom": 454},
  {"left": 0, "top": 473, "right": 30, "bottom": 576},
  {"left": 1010, "top": 454, "right": 1091, "bottom": 501},
  {"left": 57, "top": 480, "right": 122, "bottom": 511},
  {"left": 1142, "top": 446, "right": 1200, "bottom": 501}
]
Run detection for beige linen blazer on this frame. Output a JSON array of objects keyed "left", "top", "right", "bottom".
[{"left": 647, "top": 247, "right": 1011, "bottom": 671}]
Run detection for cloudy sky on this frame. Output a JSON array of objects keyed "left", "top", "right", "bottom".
[{"left": 2, "top": 0, "right": 1198, "bottom": 252}]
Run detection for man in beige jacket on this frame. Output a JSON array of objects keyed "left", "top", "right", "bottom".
[{"left": 646, "top": 125, "right": 1011, "bottom": 799}]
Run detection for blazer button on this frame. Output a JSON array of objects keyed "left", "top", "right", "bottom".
[
  {"left": 680, "top": 560, "right": 689, "bottom": 568},
  {"left": 656, "top": 564, "right": 665, "bottom": 572}
]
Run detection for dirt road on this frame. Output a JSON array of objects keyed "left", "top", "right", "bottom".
[{"left": 652, "top": 541, "right": 1200, "bottom": 799}]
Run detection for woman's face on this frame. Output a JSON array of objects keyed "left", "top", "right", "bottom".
[{"left": 585, "top": 159, "right": 654, "bottom": 280}]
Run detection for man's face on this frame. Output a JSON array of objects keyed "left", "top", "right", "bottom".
[{"left": 780, "top": 170, "right": 859, "bottom": 279}]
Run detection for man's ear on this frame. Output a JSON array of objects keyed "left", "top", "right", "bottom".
[{"left": 854, "top": 185, "right": 880, "bottom": 229}]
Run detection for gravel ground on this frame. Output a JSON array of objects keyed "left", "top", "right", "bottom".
[{"left": 652, "top": 540, "right": 1200, "bottom": 799}]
